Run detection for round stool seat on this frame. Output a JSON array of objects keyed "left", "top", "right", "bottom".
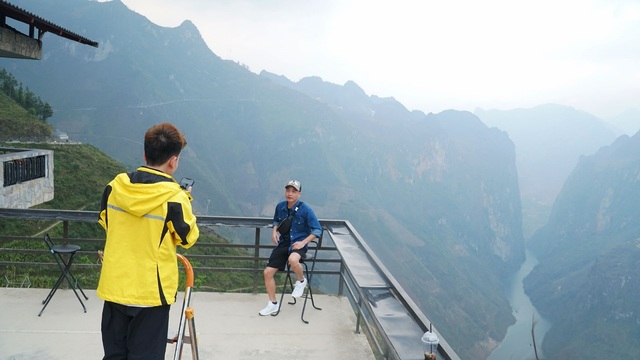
[{"left": 51, "top": 244, "right": 81, "bottom": 253}]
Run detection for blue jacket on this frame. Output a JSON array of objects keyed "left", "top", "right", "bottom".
[{"left": 272, "top": 200, "right": 322, "bottom": 244}]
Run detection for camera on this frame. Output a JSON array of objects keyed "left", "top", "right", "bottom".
[{"left": 179, "top": 177, "right": 195, "bottom": 190}]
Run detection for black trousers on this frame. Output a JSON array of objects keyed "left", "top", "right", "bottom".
[{"left": 101, "top": 301, "right": 171, "bottom": 360}]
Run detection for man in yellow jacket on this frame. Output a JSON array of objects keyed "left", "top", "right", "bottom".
[{"left": 97, "top": 122, "right": 199, "bottom": 359}]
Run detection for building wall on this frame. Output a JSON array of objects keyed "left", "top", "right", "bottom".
[
  {"left": 0, "top": 148, "right": 54, "bottom": 208},
  {"left": 0, "top": 27, "right": 43, "bottom": 60}
]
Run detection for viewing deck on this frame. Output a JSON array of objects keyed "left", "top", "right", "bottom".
[
  {"left": 0, "top": 287, "right": 374, "bottom": 360},
  {"left": 0, "top": 208, "right": 460, "bottom": 360}
]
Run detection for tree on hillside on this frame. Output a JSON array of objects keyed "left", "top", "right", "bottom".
[
  {"left": 1, "top": 69, "right": 17, "bottom": 97},
  {"left": 0, "top": 68, "right": 53, "bottom": 122},
  {"left": 38, "top": 102, "right": 53, "bottom": 121}
]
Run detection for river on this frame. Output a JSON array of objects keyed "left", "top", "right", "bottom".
[{"left": 487, "top": 249, "right": 552, "bottom": 360}]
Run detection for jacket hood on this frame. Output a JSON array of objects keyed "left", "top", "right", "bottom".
[{"left": 110, "top": 168, "right": 185, "bottom": 217}]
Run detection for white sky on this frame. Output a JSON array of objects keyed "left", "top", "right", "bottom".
[{"left": 118, "top": 0, "right": 640, "bottom": 120}]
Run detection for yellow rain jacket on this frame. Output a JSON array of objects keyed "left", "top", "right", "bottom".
[{"left": 97, "top": 166, "right": 199, "bottom": 306}]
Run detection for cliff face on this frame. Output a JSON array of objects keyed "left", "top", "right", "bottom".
[
  {"left": 369, "top": 111, "right": 525, "bottom": 358},
  {"left": 526, "top": 132, "right": 640, "bottom": 359},
  {"left": 475, "top": 105, "right": 619, "bottom": 243}
]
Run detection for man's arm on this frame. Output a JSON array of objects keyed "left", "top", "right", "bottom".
[
  {"left": 302, "top": 205, "right": 322, "bottom": 246},
  {"left": 271, "top": 203, "right": 283, "bottom": 244},
  {"left": 97, "top": 185, "right": 112, "bottom": 231},
  {"left": 168, "top": 201, "right": 199, "bottom": 248}
]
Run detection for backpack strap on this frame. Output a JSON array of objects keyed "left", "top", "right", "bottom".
[{"left": 292, "top": 201, "right": 303, "bottom": 216}]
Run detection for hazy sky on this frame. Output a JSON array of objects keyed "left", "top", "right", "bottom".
[{"left": 118, "top": 0, "right": 640, "bottom": 120}]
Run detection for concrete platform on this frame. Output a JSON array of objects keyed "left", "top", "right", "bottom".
[{"left": 0, "top": 288, "right": 375, "bottom": 360}]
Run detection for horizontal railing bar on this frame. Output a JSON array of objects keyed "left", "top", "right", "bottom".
[
  {"left": 0, "top": 249, "right": 341, "bottom": 265},
  {"left": 0, "top": 261, "right": 342, "bottom": 275}
]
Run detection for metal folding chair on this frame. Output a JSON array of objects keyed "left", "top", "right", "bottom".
[
  {"left": 274, "top": 239, "right": 322, "bottom": 323},
  {"left": 39, "top": 233, "right": 88, "bottom": 316}
]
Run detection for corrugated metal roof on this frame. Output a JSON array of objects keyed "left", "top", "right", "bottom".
[{"left": 0, "top": 0, "right": 98, "bottom": 48}]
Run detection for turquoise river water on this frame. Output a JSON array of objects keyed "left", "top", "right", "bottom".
[{"left": 487, "top": 249, "right": 552, "bottom": 360}]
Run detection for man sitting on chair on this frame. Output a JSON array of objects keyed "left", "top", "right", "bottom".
[{"left": 259, "top": 180, "right": 322, "bottom": 316}]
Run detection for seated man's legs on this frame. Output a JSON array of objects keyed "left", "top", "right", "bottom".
[
  {"left": 263, "top": 266, "right": 278, "bottom": 302},
  {"left": 259, "top": 242, "right": 289, "bottom": 315},
  {"left": 287, "top": 251, "right": 304, "bottom": 283},
  {"left": 288, "top": 247, "right": 308, "bottom": 298}
]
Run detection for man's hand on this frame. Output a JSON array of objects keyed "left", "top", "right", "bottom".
[{"left": 271, "top": 229, "right": 280, "bottom": 244}]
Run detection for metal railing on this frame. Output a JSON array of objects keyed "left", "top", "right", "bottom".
[{"left": 0, "top": 207, "right": 459, "bottom": 360}]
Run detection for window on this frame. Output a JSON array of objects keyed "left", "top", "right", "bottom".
[{"left": 3, "top": 155, "right": 47, "bottom": 186}]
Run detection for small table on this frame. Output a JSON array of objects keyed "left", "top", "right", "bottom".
[{"left": 39, "top": 243, "right": 89, "bottom": 316}]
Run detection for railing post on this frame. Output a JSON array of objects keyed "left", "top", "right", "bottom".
[
  {"left": 253, "top": 227, "right": 261, "bottom": 293},
  {"left": 63, "top": 220, "right": 69, "bottom": 245},
  {"left": 355, "top": 288, "right": 363, "bottom": 334},
  {"left": 338, "top": 261, "right": 344, "bottom": 296}
]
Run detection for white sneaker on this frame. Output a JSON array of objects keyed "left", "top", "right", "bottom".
[
  {"left": 259, "top": 301, "right": 279, "bottom": 316},
  {"left": 291, "top": 278, "right": 307, "bottom": 298}
]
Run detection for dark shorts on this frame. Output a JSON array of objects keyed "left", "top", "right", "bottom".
[{"left": 267, "top": 240, "right": 307, "bottom": 271}]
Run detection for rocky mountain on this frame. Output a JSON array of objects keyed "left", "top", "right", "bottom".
[
  {"left": 525, "top": 132, "right": 640, "bottom": 359},
  {"left": 2, "top": 0, "right": 526, "bottom": 358},
  {"left": 475, "top": 105, "right": 619, "bottom": 238}
]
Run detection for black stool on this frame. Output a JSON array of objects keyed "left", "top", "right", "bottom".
[
  {"left": 39, "top": 234, "right": 88, "bottom": 316},
  {"left": 274, "top": 239, "right": 322, "bottom": 323}
]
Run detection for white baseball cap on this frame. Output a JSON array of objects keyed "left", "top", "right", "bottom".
[{"left": 285, "top": 180, "right": 301, "bottom": 191}]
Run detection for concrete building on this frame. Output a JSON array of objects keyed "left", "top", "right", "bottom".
[{"left": 0, "top": 147, "right": 54, "bottom": 208}]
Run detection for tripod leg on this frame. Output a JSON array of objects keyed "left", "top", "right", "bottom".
[{"left": 186, "top": 307, "right": 199, "bottom": 359}]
